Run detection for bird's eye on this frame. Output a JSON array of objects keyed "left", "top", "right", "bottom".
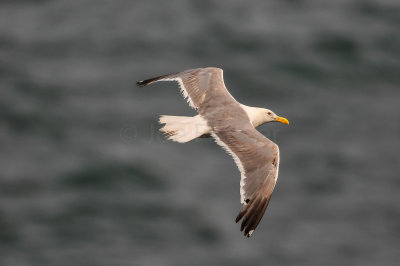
[{"left": 267, "top": 112, "right": 271, "bottom": 115}]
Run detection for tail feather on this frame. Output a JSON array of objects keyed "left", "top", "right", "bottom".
[{"left": 159, "top": 115, "right": 209, "bottom": 143}]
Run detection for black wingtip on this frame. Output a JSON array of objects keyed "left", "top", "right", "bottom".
[
  {"left": 135, "top": 77, "right": 156, "bottom": 87},
  {"left": 235, "top": 210, "right": 245, "bottom": 223},
  {"left": 136, "top": 80, "right": 147, "bottom": 87},
  {"left": 136, "top": 73, "right": 173, "bottom": 88},
  {"left": 136, "top": 78, "right": 156, "bottom": 87},
  {"left": 235, "top": 195, "right": 272, "bottom": 238}
]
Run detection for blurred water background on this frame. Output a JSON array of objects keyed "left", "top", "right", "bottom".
[{"left": 1, "top": 0, "right": 400, "bottom": 265}]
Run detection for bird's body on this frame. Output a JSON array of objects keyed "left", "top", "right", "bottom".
[
  {"left": 158, "top": 104, "right": 280, "bottom": 143},
  {"left": 137, "top": 67, "right": 289, "bottom": 237}
]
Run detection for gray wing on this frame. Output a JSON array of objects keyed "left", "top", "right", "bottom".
[
  {"left": 136, "top": 67, "right": 235, "bottom": 111},
  {"left": 209, "top": 107, "right": 280, "bottom": 237}
]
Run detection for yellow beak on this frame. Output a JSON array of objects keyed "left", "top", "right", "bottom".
[{"left": 275, "top": 116, "right": 289, "bottom": 125}]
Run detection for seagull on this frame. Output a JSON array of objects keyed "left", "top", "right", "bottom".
[{"left": 137, "top": 67, "right": 289, "bottom": 237}]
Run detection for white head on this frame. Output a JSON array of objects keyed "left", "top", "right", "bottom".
[
  {"left": 241, "top": 105, "right": 289, "bottom": 128},
  {"left": 261, "top": 108, "right": 289, "bottom": 125}
]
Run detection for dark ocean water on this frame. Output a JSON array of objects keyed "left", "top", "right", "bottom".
[{"left": 1, "top": 0, "right": 400, "bottom": 265}]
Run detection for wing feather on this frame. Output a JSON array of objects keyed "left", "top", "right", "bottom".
[
  {"left": 136, "top": 67, "right": 233, "bottom": 111},
  {"left": 211, "top": 122, "right": 280, "bottom": 237}
]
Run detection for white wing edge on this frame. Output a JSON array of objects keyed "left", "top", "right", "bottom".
[
  {"left": 211, "top": 133, "right": 248, "bottom": 205},
  {"left": 159, "top": 77, "right": 196, "bottom": 109}
]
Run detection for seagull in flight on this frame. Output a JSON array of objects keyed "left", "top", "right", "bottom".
[{"left": 137, "top": 67, "right": 289, "bottom": 237}]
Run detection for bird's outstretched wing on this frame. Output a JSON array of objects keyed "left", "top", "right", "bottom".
[
  {"left": 137, "top": 67, "right": 236, "bottom": 111},
  {"left": 212, "top": 123, "right": 280, "bottom": 237}
]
